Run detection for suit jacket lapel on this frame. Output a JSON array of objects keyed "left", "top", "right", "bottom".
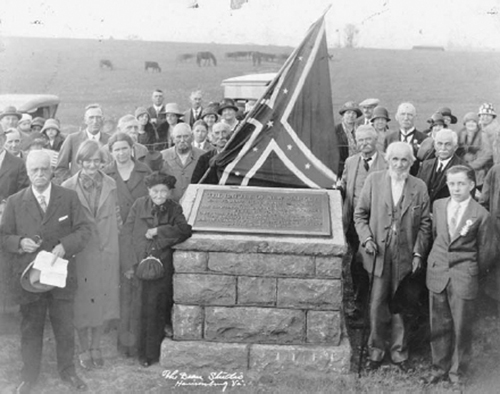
[
  {"left": 22, "top": 187, "right": 44, "bottom": 223},
  {"left": 383, "top": 172, "right": 393, "bottom": 210},
  {"left": 42, "top": 185, "right": 62, "bottom": 225},
  {"left": 450, "top": 199, "right": 478, "bottom": 244},
  {"left": 0, "top": 151, "right": 14, "bottom": 181},
  {"left": 401, "top": 177, "right": 416, "bottom": 216}
]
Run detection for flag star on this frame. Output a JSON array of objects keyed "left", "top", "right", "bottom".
[
  {"left": 252, "top": 147, "right": 258, "bottom": 152},
  {"left": 235, "top": 171, "right": 240, "bottom": 176},
  {"left": 287, "top": 145, "right": 293, "bottom": 150},
  {"left": 283, "top": 88, "right": 288, "bottom": 94},
  {"left": 305, "top": 163, "right": 311, "bottom": 169},
  {"left": 298, "top": 56, "right": 303, "bottom": 61},
  {"left": 267, "top": 120, "right": 274, "bottom": 128}
]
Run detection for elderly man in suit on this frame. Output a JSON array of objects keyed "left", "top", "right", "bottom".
[
  {"left": 425, "top": 165, "right": 492, "bottom": 391},
  {"left": 55, "top": 104, "right": 110, "bottom": 183},
  {"left": 385, "top": 103, "right": 428, "bottom": 176},
  {"left": 418, "top": 129, "right": 467, "bottom": 205},
  {"left": 183, "top": 90, "right": 204, "bottom": 127},
  {"left": 0, "top": 150, "right": 91, "bottom": 393},
  {"left": 147, "top": 89, "right": 166, "bottom": 127},
  {"left": 354, "top": 141, "right": 432, "bottom": 372},
  {"left": 161, "top": 123, "right": 204, "bottom": 201},
  {"left": 340, "top": 125, "right": 387, "bottom": 324}
]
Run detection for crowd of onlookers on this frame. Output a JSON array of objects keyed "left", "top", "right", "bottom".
[{"left": 0, "top": 91, "right": 500, "bottom": 393}]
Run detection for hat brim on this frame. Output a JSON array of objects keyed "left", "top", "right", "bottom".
[
  {"left": 218, "top": 105, "right": 239, "bottom": 115},
  {"left": 161, "top": 111, "right": 184, "bottom": 117},
  {"left": 370, "top": 116, "right": 390, "bottom": 122},
  {"left": 339, "top": 108, "right": 362, "bottom": 118},
  {"left": 202, "top": 111, "right": 219, "bottom": 119},
  {"left": 0, "top": 112, "right": 22, "bottom": 120},
  {"left": 20, "top": 261, "right": 55, "bottom": 293}
]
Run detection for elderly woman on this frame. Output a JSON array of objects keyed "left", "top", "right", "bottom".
[
  {"left": 103, "top": 132, "right": 152, "bottom": 357},
  {"left": 456, "top": 112, "right": 493, "bottom": 191},
  {"left": 122, "top": 172, "right": 192, "bottom": 366},
  {"left": 192, "top": 120, "right": 213, "bottom": 151},
  {"left": 62, "top": 140, "right": 120, "bottom": 370},
  {"left": 157, "top": 103, "right": 184, "bottom": 150}
]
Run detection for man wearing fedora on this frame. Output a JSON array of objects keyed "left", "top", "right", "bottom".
[
  {"left": 0, "top": 106, "right": 22, "bottom": 133},
  {"left": 0, "top": 130, "right": 29, "bottom": 202},
  {"left": 357, "top": 98, "right": 380, "bottom": 126},
  {"left": 183, "top": 90, "right": 204, "bottom": 127},
  {"left": 335, "top": 101, "right": 362, "bottom": 176},
  {"left": 385, "top": 102, "right": 428, "bottom": 176},
  {"left": 54, "top": 104, "right": 110, "bottom": 183},
  {"left": 0, "top": 150, "right": 91, "bottom": 393},
  {"left": 370, "top": 106, "right": 391, "bottom": 152}
]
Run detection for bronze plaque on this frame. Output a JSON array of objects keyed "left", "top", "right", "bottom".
[{"left": 189, "top": 188, "right": 331, "bottom": 236}]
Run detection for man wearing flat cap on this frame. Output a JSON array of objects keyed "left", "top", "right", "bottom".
[
  {"left": 335, "top": 101, "right": 362, "bottom": 176},
  {"left": 0, "top": 150, "right": 91, "bottom": 393},
  {"left": 357, "top": 98, "right": 380, "bottom": 126},
  {"left": 55, "top": 104, "right": 110, "bottom": 183}
]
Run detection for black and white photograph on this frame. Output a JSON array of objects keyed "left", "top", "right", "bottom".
[{"left": 1, "top": 0, "right": 499, "bottom": 392}]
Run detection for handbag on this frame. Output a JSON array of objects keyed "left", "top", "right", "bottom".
[{"left": 135, "top": 239, "right": 164, "bottom": 280}]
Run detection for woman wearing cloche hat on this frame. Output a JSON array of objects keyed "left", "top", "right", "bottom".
[
  {"left": 157, "top": 103, "right": 184, "bottom": 148},
  {"left": 370, "top": 106, "right": 391, "bottom": 152},
  {"left": 479, "top": 103, "right": 500, "bottom": 165},
  {"left": 335, "top": 101, "right": 362, "bottom": 175}
]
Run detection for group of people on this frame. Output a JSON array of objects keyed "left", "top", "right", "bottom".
[
  {"left": 339, "top": 99, "right": 500, "bottom": 392},
  {"left": 1, "top": 90, "right": 500, "bottom": 394}
]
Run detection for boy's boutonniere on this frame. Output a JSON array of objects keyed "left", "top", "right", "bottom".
[{"left": 459, "top": 219, "right": 474, "bottom": 236}]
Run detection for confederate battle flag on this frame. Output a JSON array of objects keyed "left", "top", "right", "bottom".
[{"left": 216, "top": 10, "right": 339, "bottom": 188}]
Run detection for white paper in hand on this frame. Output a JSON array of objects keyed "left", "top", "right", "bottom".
[{"left": 32, "top": 250, "right": 69, "bottom": 288}]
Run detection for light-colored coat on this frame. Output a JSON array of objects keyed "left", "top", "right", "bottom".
[
  {"left": 427, "top": 197, "right": 492, "bottom": 300},
  {"left": 340, "top": 152, "right": 387, "bottom": 231},
  {"left": 354, "top": 171, "right": 432, "bottom": 282},
  {"left": 62, "top": 171, "right": 120, "bottom": 327},
  {"left": 161, "top": 146, "right": 205, "bottom": 201}
]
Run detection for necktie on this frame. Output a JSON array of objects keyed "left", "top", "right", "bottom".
[
  {"left": 436, "top": 162, "right": 443, "bottom": 174},
  {"left": 363, "top": 157, "right": 372, "bottom": 171},
  {"left": 38, "top": 195, "right": 47, "bottom": 213},
  {"left": 402, "top": 132, "right": 413, "bottom": 143},
  {"left": 449, "top": 204, "right": 460, "bottom": 237}
]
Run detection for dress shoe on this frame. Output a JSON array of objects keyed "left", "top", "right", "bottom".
[
  {"left": 61, "top": 372, "right": 88, "bottom": 392},
  {"left": 14, "top": 381, "right": 33, "bottom": 394},
  {"left": 90, "top": 348, "right": 104, "bottom": 368},
  {"left": 78, "top": 351, "right": 93, "bottom": 370},
  {"left": 365, "top": 359, "right": 383, "bottom": 372},
  {"left": 393, "top": 360, "right": 412, "bottom": 373}
]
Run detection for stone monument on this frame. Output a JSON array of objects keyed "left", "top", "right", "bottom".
[{"left": 161, "top": 184, "right": 350, "bottom": 375}]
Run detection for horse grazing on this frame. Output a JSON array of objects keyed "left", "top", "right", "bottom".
[
  {"left": 99, "top": 59, "right": 113, "bottom": 70},
  {"left": 225, "top": 51, "right": 252, "bottom": 61},
  {"left": 196, "top": 51, "right": 217, "bottom": 67},
  {"left": 176, "top": 53, "right": 195, "bottom": 63},
  {"left": 145, "top": 61, "right": 161, "bottom": 72}
]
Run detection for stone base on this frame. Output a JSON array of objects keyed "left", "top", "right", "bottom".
[{"left": 160, "top": 336, "right": 351, "bottom": 375}]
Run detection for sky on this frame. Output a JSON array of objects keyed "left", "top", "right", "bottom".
[{"left": 1, "top": 0, "right": 499, "bottom": 50}]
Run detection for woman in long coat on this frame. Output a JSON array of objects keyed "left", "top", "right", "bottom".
[
  {"left": 103, "top": 132, "right": 152, "bottom": 357},
  {"left": 62, "top": 140, "right": 120, "bottom": 370},
  {"left": 122, "top": 172, "right": 192, "bottom": 366}
]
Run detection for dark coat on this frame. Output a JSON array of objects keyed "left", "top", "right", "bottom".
[
  {"left": 121, "top": 196, "right": 192, "bottom": 275},
  {"left": 0, "top": 150, "right": 29, "bottom": 202},
  {"left": 103, "top": 160, "right": 152, "bottom": 223},
  {"left": 147, "top": 105, "right": 167, "bottom": 127},
  {"left": 0, "top": 184, "right": 91, "bottom": 304},
  {"left": 183, "top": 107, "right": 204, "bottom": 127},
  {"left": 190, "top": 149, "right": 219, "bottom": 184},
  {"left": 417, "top": 154, "right": 466, "bottom": 204},
  {"left": 385, "top": 129, "right": 428, "bottom": 175},
  {"left": 334, "top": 123, "right": 355, "bottom": 176},
  {"left": 44, "top": 133, "right": 66, "bottom": 152}
]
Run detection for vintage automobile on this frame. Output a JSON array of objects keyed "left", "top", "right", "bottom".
[
  {"left": 221, "top": 73, "right": 276, "bottom": 103},
  {"left": 0, "top": 94, "right": 60, "bottom": 119}
]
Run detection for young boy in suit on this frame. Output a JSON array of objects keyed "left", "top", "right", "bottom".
[{"left": 425, "top": 165, "right": 492, "bottom": 391}]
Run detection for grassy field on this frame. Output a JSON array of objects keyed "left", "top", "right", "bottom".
[
  {"left": 1, "top": 37, "right": 500, "bottom": 132},
  {"left": 1, "top": 37, "right": 500, "bottom": 393}
]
